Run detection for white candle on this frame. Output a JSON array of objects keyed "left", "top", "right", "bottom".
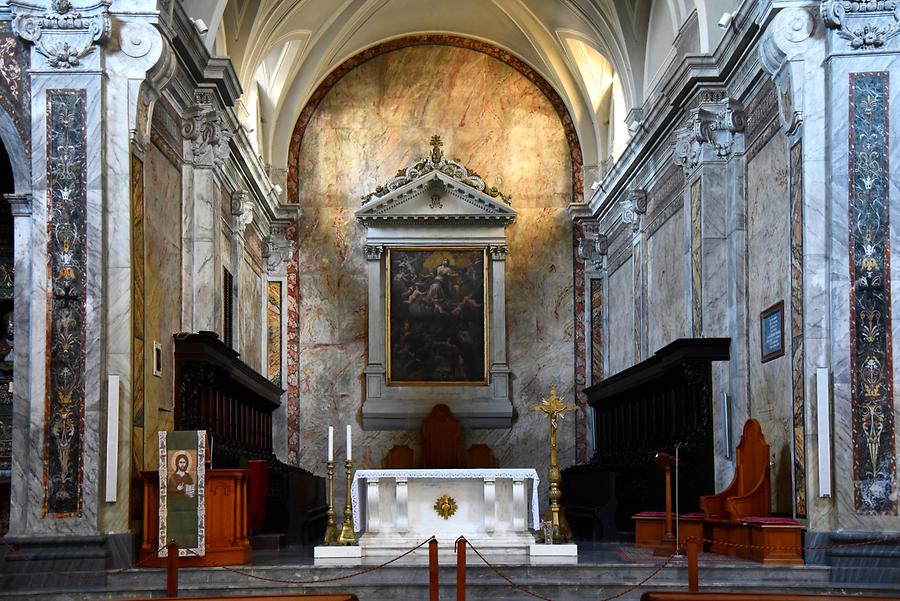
[
  {"left": 327, "top": 426, "right": 334, "bottom": 462},
  {"left": 346, "top": 424, "right": 352, "bottom": 461}
]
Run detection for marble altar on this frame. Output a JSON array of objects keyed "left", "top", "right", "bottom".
[{"left": 351, "top": 469, "right": 539, "bottom": 555}]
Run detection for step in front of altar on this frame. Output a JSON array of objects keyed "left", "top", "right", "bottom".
[{"left": 358, "top": 532, "right": 537, "bottom": 556}]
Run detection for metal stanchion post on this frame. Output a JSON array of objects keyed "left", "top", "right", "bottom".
[
  {"left": 688, "top": 538, "right": 699, "bottom": 592},
  {"left": 429, "top": 538, "right": 439, "bottom": 601},
  {"left": 166, "top": 541, "right": 179, "bottom": 598},
  {"left": 456, "top": 537, "right": 466, "bottom": 601}
]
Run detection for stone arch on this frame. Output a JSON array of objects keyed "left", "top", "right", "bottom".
[
  {"left": 0, "top": 106, "right": 30, "bottom": 196},
  {"left": 286, "top": 34, "right": 585, "bottom": 206}
]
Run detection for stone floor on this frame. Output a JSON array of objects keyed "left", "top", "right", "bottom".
[{"left": 1, "top": 541, "right": 896, "bottom": 601}]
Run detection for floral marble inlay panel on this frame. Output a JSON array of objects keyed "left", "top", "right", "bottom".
[
  {"left": 0, "top": 25, "right": 29, "bottom": 155},
  {"left": 44, "top": 90, "right": 87, "bottom": 516},
  {"left": 848, "top": 72, "right": 895, "bottom": 514},
  {"left": 590, "top": 278, "right": 602, "bottom": 385},
  {"left": 789, "top": 141, "right": 807, "bottom": 517},
  {"left": 131, "top": 154, "right": 145, "bottom": 479}
]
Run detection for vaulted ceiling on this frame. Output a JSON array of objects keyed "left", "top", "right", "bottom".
[{"left": 182, "top": 0, "right": 739, "bottom": 183}]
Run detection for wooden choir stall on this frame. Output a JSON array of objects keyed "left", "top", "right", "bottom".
[{"left": 139, "top": 332, "right": 327, "bottom": 566}]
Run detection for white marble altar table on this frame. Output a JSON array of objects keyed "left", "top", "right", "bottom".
[{"left": 351, "top": 469, "right": 540, "bottom": 555}]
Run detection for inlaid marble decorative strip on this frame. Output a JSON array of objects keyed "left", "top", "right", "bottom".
[
  {"left": 691, "top": 179, "right": 702, "bottom": 337},
  {"left": 285, "top": 220, "right": 300, "bottom": 464},
  {"left": 44, "top": 90, "right": 87, "bottom": 516},
  {"left": 633, "top": 241, "right": 642, "bottom": 363},
  {"left": 574, "top": 229, "right": 588, "bottom": 462},
  {"left": 745, "top": 79, "right": 778, "bottom": 145},
  {"left": 848, "top": 72, "right": 896, "bottom": 514},
  {"left": 789, "top": 141, "right": 807, "bottom": 517},
  {"left": 591, "top": 278, "right": 602, "bottom": 385},
  {"left": 645, "top": 164, "right": 684, "bottom": 238},
  {"left": 267, "top": 281, "right": 282, "bottom": 386},
  {"left": 131, "top": 154, "right": 145, "bottom": 478}
]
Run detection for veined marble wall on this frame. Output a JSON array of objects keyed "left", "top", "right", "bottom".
[
  {"left": 647, "top": 205, "right": 685, "bottom": 354},
  {"left": 141, "top": 139, "right": 182, "bottom": 466},
  {"left": 607, "top": 257, "right": 634, "bottom": 376},
  {"left": 746, "top": 121, "right": 792, "bottom": 514},
  {"left": 239, "top": 249, "right": 263, "bottom": 373},
  {"left": 295, "top": 45, "right": 574, "bottom": 487}
]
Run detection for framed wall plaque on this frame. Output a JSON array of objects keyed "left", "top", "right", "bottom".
[{"left": 760, "top": 301, "right": 785, "bottom": 363}]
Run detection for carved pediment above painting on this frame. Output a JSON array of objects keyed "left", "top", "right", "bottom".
[{"left": 356, "top": 135, "right": 516, "bottom": 228}]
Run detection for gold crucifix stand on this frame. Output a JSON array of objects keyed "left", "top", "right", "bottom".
[{"left": 532, "top": 385, "right": 576, "bottom": 543}]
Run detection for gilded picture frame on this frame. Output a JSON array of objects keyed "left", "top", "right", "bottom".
[{"left": 386, "top": 247, "right": 489, "bottom": 385}]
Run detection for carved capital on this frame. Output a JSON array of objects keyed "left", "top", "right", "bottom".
[
  {"left": 263, "top": 227, "right": 294, "bottom": 274},
  {"left": 231, "top": 190, "right": 253, "bottom": 232},
  {"left": 628, "top": 189, "right": 647, "bottom": 215},
  {"left": 364, "top": 244, "right": 384, "bottom": 260},
  {"left": 674, "top": 98, "right": 745, "bottom": 173},
  {"left": 577, "top": 220, "right": 606, "bottom": 271},
  {"left": 11, "top": 0, "right": 110, "bottom": 70},
  {"left": 489, "top": 244, "right": 509, "bottom": 261},
  {"left": 821, "top": 1, "right": 900, "bottom": 49},
  {"left": 182, "top": 102, "right": 232, "bottom": 168}
]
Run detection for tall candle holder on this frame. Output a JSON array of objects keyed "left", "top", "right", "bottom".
[
  {"left": 323, "top": 460, "right": 338, "bottom": 544},
  {"left": 336, "top": 459, "right": 358, "bottom": 545}
]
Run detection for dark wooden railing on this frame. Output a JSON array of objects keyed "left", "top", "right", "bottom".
[
  {"left": 563, "top": 338, "right": 730, "bottom": 538},
  {"left": 173, "top": 331, "right": 326, "bottom": 544},
  {"left": 174, "top": 331, "right": 280, "bottom": 463}
]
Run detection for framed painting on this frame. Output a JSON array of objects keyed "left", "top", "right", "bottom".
[
  {"left": 760, "top": 301, "right": 785, "bottom": 363},
  {"left": 386, "top": 248, "right": 488, "bottom": 385}
]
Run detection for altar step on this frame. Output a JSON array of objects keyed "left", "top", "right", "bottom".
[{"left": 2, "top": 556, "right": 883, "bottom": 601}]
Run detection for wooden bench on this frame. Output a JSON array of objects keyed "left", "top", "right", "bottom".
[
  {"left": 633, "top": 512, "right": 706, "bottom": 551},
  {"left": 700, "top": 419, "right": 770, "bottom": 555}
]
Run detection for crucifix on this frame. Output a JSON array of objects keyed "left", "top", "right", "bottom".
[{"left": 532, "top": 384, "right": 576, "bottom": 543}]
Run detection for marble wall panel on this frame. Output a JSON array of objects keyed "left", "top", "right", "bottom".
[
  {"left": 746, "top": 123, "right": 792, "bottom": 514},
  {"left": 591, "top": 278, "right": 602, "bottom": 385},
  {"left": 789, "top": 141, "right": 807, "bottom": 517},
  {"left": 0, "top": 25, "right": 29, "bottom": 156},
  {"left": 647, "top": 207, "right": 686, "bottom": 355},
  {"left": 691, "top": 180, "right": 702, "bottom": 336},
  {"left": 295, "top": 45, "right": 574, "bottom": 486},
  {"left": 608, "top": 258, "right": 634, "bottom": 376},
  {"left": 267, "top": 281, "right": 282, "bottom": 386},
  {"left": 142, "top": 140, "right": 182, "bottom": 465},
  {"left": 239, "top": 254, "right": 263, "bottom": 373},
  {"left": 130, "top": 154, "right": 145, "bottom": 484}
]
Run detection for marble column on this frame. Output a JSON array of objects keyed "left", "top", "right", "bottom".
[
  {"left": 363, "top": 244, "right": 385, "bottom": 400},
  {"left": 264, "top": 226, "right": 294, "bottom": 464},
  {"left": 576, "top": 219, "right": 606, "bottom": 458},
  {"left": 488, "top": 245, "right": 510, "bottom": 402},
  {"left": 181, "top": 92, "right": 232, "bottom": 334}
]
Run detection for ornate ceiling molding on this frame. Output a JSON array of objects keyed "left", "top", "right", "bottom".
[
  {"left": 361, "top": 135, "right": 510, "bottom": 206},
  {"left": 673, "top": 98, "right": 745, "bottom": 173},
  {"left": 10, "top": 0, "right": 110, "bottom": 70},
  {"left": 821, "top": 1, "right": 900, "bottom": 49}
]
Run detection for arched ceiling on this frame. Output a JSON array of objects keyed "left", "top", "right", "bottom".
[{"left": 183, "top": 0, "right": 733, "bottom": 183}]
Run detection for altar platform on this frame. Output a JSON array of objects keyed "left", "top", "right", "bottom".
[{"left": 5, "top": 541, "right": 884, "bottom": 601}]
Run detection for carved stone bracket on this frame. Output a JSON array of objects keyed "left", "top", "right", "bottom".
[
  {"left": 577, "top": 220, "right": 606, "bottom": 271},
  {"left": 489, "top": 244, "right": 509, "bottom": 261},
  {"left": 182, "top": 101, "right": 233, "bottom": 168},
  {"left": 263, "top": 227, "right": 294, "bottom": 275},
  {"left": 761, "top": 7, "right": 818, "bottom": 137},
  {"left": 674, "top": 98, "right": 745, "bottom": 173},
  {"left": 231, "top": 190, "right": 254, "bottom": 234},
  {"left": 619, "top": 189, "right": 647, "bottom": 233},
  {"left": 10, "top": 0, "right": 111, "bottom": 70},
  {"left": 364, "top": 244, "right": 384, "bottom": 261},
  {"left": 821, "top": 1, "right": 900, "bottom": 49}
]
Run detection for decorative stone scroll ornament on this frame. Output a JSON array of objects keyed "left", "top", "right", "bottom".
[
  {"left": 182, "top": 103, "right": 233, "bottom": 168},
  {"left": 361, "top": 135, "right": 511, "bottom": 206},
  {"left": 760, "top": 7, "right": 817, "bottom": 137},
  {"left": 263, "top": 228, "right": 294, "bottom": 275},
  {"left": 674, "top": 98, "right": 746, "bottom": 173},
  {"left": 230, "top": 190, "right": 254, "bottom": 228},
  {"left": 821, "top": 1, "right": 900, "bottom": 49},
  {"left": 10, "top": 0, "right": 110, "bottom": 69},
  {"left": 577, "top": 220, "right": 607, "bottom": 272}
]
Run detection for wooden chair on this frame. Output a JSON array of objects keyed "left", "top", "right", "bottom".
[
  {"left": 465, "top": 443, "right": 495, "bottom": 468},
  {"left": 421, "top": 404, "right": 461, "bottom": 468},
  {"left": 384, "top": 444, "right": 415, "bottom": 469},
  {"left": 700, "top": 419, "right": 770, "bottom": 554}
]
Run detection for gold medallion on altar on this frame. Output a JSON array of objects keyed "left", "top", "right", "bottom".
[{"left": 434, "top": 494, "right": 458, "bottom": 519}]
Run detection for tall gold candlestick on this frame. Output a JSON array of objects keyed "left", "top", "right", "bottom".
[
  {"left": 532, "top": 384, "right": 576, "bottom": 543},
  {"left": 323, "top": 460, "right": 338, "bottom": 544},
  {"left": 336, "top": 459, "right": 358, "bottom": 545}
]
